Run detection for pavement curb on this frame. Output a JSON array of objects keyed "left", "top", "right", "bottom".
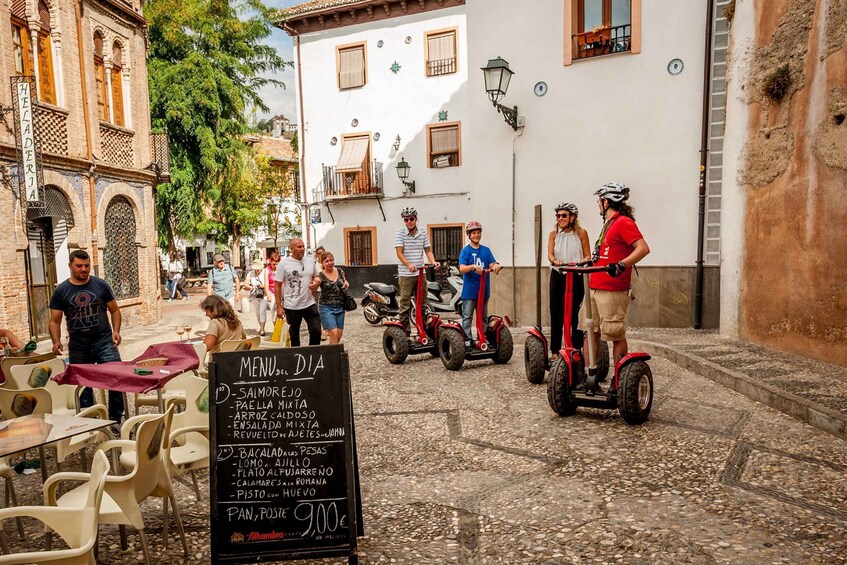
[{"left": 631, "top": 339, "right": 847, "bottom": 442}]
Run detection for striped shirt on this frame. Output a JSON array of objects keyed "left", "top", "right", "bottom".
[{"left": 394, "top": 227, "right": 431, "bottom": 277}]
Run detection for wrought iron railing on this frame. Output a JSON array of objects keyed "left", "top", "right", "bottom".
[
  {"left": 320, "top": 160, "right": 383, "bottom": 198},
  {"left": 573, "top": 23, "right": 631, "bottom": 60},
  {"left": 35, "top": 104, "right": 68, "bottom": 155},
  {"left": 426, "top": 57, "right": 457, "bottom": 76},
  {"left": 99, "top": 122, "right": 134, "bottom": 168}
]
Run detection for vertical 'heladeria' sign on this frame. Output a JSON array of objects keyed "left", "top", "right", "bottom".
[
  {"left": 14, "top": 79, "right": 39, "bottom": 203},
  {"left": 209, "top": 345, "right": 361, "bottom": 564}
]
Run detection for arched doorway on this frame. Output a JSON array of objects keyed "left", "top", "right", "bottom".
[
  {"left": 103, "top": 196, "right": 139, "bottom": 299},
  {"left": 26, "top": 186, "right": 75, "bottom": 338}
]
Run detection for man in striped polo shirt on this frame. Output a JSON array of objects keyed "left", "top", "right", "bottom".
[{"left": 394, "top": 207, "right": 440, "bottom": 331}]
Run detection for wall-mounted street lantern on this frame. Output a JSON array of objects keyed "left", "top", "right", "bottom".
[
  {"left": 481, "top": 57, "right": 520, "bottom": 131},
  {"left": 395, "top": 157, "right": 415, "bottom": 194}
]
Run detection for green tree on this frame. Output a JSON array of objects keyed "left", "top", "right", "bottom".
[{"left": 147, "top": 0, "right": 289, "bottom": 252}]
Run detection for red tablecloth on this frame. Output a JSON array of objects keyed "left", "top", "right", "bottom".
[{"left": 54, "top": 342, "right": 200, "bottom": 394}]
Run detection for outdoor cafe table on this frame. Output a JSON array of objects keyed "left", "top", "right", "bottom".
[
  {"left": 0, "top": 413, "right": 116, "bottom": 481},
  {"left": 53, "top": 342, "right": 200, "bottom": 413}
]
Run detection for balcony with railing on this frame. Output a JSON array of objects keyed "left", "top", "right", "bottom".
[
  {"left": 318, "top": 160, "right": 383, "bottom": 201},
  {"left": 150, "top": 131, "right": 171, "bottom": 183},
  {"left": 573, "top": 24, "right": 631, "bottom": 60},
  {"left": 99, "top": 122, "right": 134, "bottom": 168},
  {"left": 34, "top": 104, "right": 69, "bottom": 155},
  {"left": 426, "top": 57, "right": 457, "bottom": 77}
]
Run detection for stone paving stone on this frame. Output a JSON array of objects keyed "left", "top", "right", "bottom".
[{"left": 4, "top": 309, "right": 845, "bottom": 563}]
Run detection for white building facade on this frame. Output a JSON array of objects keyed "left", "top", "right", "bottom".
[{"left": 279, "top": 0, "right": 723, "bottom": 328}]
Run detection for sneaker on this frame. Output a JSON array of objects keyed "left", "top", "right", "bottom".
[{"left": 168, "top": 299, "right": 174, "bottom": 303}]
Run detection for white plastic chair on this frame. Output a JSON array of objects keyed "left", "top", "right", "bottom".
[
  {"left": 133, "top": 342, "right": 208, "bottom": 415},
  {"left": 0, "top": 450, "right": 109, "bottom": 564},
  {"left": 0, "top": 371, "right": 108, "bottom": 479},
  {"left": 0, "top": 353, "right": 57, "bottom": 388},
  {"left": 44, "top": 406, "right": 188, "bottom": 564},
  {"left": 0, "top": 458, "right": 24, "bottom": 541}
]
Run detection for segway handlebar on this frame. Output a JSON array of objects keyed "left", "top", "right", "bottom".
[{"left": 552, "top": 261, "right": 611, "bottom": 275}]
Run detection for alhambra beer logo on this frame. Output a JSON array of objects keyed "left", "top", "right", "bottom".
[{"left": 231, "top": 530, "right": 286, "bottom": 543}]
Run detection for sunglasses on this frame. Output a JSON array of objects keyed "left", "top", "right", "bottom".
[
  {"left": 403, "top": 217, "right": 417, "bottom": 223},
  {"left": 556, "top": 213, "right": 570, "bottom": 218}
]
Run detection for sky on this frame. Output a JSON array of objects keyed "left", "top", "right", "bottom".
[{"left": 253, "top": 0, "right": 301, "bottom": 124}]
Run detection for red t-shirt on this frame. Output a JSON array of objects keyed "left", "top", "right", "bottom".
[{"left": 590, "top": 214, "right": 643, "bottom": 291}]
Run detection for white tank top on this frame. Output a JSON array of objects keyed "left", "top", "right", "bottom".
[{"left": 554, "top": 230, "right": 582, "bottom": 264}]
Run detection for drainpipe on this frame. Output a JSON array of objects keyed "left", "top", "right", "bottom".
[
  {"left": 694, "top": 0, "right": 715, "bottom": 329},
  {"left": 73, "top": 0, "right": 99, "bottom": 274},
  {"left": 295, "top": 34, "right": 310, "bottom": 250},
  {"left": 511, "top": 145, "right": 517, "bottom": 325}
]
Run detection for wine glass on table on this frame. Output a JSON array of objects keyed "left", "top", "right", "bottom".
[
  {"left": 175, "top": 326, "right": 185, "bottom": 342},
  {"left": 183, "top": 324, "right": 193, "bottom": 342}
]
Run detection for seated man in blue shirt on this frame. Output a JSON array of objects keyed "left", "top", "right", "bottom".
[{"left": 458, "top": 221, "right": 501, "bottom": 348}]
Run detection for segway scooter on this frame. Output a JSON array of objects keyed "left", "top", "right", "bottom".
[
  {"left": 525, "top": 265, "right": 609, "bottom": 384},
  {"left": 383, "top": 264, "right": 442, "bottom": 364},
  {"left": 437, "top": 268, "right": 513, "bottom": 370},
  {"left": 546, "top": 263, "right": 653, "bottom": 425}
]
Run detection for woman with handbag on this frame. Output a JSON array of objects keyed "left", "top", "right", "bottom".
[
  {"left": 317, "top": 252, "right": 350, "bottom": 344},
  {"left": 246, "top": 259, "right": 271, "bottom": 337}
]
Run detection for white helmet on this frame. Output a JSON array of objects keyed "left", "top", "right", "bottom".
[
  {"left": 400, "top": 207, "right": 417, "bottom": 218},
  {"left": 554, "top": 202, "right": 578, "bottom": 216},
  {"left": 594, "top": 182, "right": 630, "bottom": 203}
]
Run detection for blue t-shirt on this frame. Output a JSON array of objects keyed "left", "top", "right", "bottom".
[
  {"left": 459, "top": 244, "right": 496, "bottom": 300},
  {"left": 49, "top": 276, "right": 116, "bottom": 344}
]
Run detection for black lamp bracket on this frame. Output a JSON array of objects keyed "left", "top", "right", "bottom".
[{"left": 493, "top": 101, "right": 520, "bottom": 131}]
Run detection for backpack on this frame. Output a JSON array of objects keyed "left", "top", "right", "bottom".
[{"left": 209, "top": 264, "right": 236, "bottom": 287}]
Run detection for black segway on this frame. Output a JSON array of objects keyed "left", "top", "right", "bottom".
[
  {"left": 382, "top": 265, "right": 442, "bottom": 364},
  {"left": 546, "top": 263, "right": 653, "bottom": 425},
  {"left": 437, "top": 268, "right": 513, "bottom": 370},
  {"left": 524, "top": 264, "right": 609, "bottom": 384}
]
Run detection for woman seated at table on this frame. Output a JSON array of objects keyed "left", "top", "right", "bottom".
[
  {"left": 199, "top": 295, "right": 245, "bottom": 354},
  {"left": 0, "top": 329, "right": 24, "bottom": 350}
]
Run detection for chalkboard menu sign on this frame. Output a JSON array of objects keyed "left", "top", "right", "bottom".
[{"left": 209, "top": 345, "right": 360, "bottom": 563}]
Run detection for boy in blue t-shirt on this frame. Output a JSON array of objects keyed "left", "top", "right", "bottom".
[{"left": 458, "top": 221, "right": 501, "bottom": 347}]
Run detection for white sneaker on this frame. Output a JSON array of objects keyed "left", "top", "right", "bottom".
[{"left": 168, "top": 299, "right": 174, "bottom": 303}]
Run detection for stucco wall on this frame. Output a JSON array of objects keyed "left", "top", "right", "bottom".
[{"left": 722, "top": 0, "right": 847, "bottom": 366}]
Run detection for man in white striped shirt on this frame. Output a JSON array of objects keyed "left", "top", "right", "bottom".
[{"left": 394, "top": 207, "right": 439, "bottom": 331}]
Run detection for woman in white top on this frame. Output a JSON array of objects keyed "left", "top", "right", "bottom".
[
  {"left": 245, "top": 259, "right": 271, "bottom": 337},
  {"left": 547, "top": 202, "right": 591, "bottom": 360}
]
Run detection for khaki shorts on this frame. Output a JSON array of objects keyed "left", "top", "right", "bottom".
[{"left": 578, "top": 289, "right": 630, "bottom": 342}]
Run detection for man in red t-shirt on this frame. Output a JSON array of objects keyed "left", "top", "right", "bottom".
[{"left": 581, "top": 182, "right": 650, "bottom": 372}]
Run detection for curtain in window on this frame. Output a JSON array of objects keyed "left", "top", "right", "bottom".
[
  {"left": 338, "top": 46, "right": 365, "bottom": 89},
  {"left": 430, "top": 126, "right": 459, "bottom": 154}
]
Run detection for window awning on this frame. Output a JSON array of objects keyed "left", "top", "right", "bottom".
[
  {"left": 431, "top": 126, "right": 459, "bottom": 154},
  {"left": 336, "top": 137, "right": 369, "bottom": 172}
]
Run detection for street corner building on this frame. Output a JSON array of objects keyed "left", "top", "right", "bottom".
[{"left": 0, "top": 0, "right": 167, "bottom": 340}]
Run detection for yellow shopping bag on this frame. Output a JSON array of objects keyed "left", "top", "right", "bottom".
[{"left": 270, "top": 318, "right": 291, "bottom": 347}]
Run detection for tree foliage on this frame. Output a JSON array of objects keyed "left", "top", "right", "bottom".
[{"left": 147, "top": 0, "right": 289, "bottom": 251}]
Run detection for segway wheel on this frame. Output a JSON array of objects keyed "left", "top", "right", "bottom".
[
  {"left": 617, "top": 361, "right": 653, "bottom": 425},
  {"left": 547, "top": 357, "right": 577, "bottom": 416},
  {"left": 363, "top": 299, "right": 381, "bottom": 325},
  {"left": 493, "top": 327, "right": 513, "bottom": 364},
  {"left": 524, "top": 336, "right": 546, "bottom": 384},
  {"left": 438, "top": 328, "right": 466, "bottom": 371},
  {"left": 383, "top": 326, "right": 410, "bottom": 365},
  {"left": 596, "top": 339, "right": 610, "bottom": 382}
]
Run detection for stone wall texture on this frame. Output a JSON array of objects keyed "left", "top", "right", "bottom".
[{"left": 735, "top": 0, "right": 847, "bottom": 365}]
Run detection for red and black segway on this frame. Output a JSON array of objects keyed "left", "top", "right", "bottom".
[
  {"left": 437, "top": 268, "right": 513, "bottom": 370},
  {"left": 546, "top": 263, "right": 653, "bottom": 425},
  {"left": 525, "top": 265, "right": 609, "bottom": 384},
  {"left": 383, "top": 264, "right": 442, "bottom": 364}
]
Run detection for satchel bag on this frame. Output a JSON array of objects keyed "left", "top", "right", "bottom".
[{"left": 340, "top": 269, "right": 357, "bottom": 311}]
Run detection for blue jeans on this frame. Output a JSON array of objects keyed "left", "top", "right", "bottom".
[
  {"left": 70, "top": 333, "right": 124, "bottom": 423},
  {"left": 319, "top": 304, "right": 345, "bottom": 330},
  {"left": 461, "top": 298, "right": 488, "bottom": 342},
  {"left": 167, "top": 279, "right": 187, "bottom": 299}
]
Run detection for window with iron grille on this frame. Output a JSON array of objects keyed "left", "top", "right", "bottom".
[
  {"left": 427, "top": 122, "right": 461, "bottom": 168},
  {"left": 430, "top": 225, "right": 463, "bottom": 286},
  {"left": 103, "top": 196, "right": 140, "bottom": 300},
  {"left": 337, "top": 43, "right": 366, "bottom": 90},
  {"left": 345, "top": 227, "right": 375, "bottom": 266},
  {"left": 425, "top": 29, "right": 457, "bottom": 77},
  {"left": 571, "top": 0, "right": 634, "bottom": 61}
]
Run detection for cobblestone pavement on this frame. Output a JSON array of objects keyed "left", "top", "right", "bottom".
[{"left": 8, "top": 295, "right": 847, "bottom": 563}]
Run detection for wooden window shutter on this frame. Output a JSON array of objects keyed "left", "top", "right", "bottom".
[
  {"left": 430, "top": 125, "right": 459, "bottom": 154},
  {"left": 426, "top": 31, "right": 456, "bottom": 75},
  {"left": 110, "top": 66, "right": 124, "bottom": 126},
  {"left": 10, "top": 0, "right": 26, "bottom": 19},
  {"left": 95, "top": 58, "right": 109, "bottom": 121},
  {"left": 36, "top": 30, "right": 55, "bottom": 104},
  {"left": 11, "top": 21, "right": 32, "bottom": 76}
]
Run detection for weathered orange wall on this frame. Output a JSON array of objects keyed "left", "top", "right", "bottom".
[{"left": 740, "top": 0, "right": 847, "bottom": 366}]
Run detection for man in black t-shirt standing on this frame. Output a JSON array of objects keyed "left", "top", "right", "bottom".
[{"left": 49, "top": 249, "right": 124, "bottom": 423}]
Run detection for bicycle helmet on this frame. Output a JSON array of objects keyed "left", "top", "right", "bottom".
[
  {"left": 554, "top": 202, "right": 578, "bottom": 216},
  {"left": 465, "top": 220, "right": 482, "bottom": 234},
  {"left": 594, "top": 182, "right": 630, "bottom": 203},
  {"left": 400, "top": 207, "right": 417, "bottom": 218}
]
